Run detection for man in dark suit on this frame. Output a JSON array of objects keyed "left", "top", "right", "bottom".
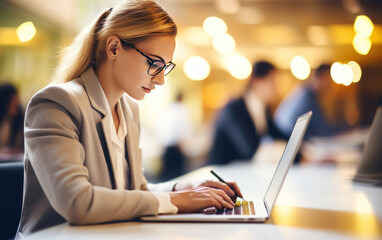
[
  {"left": 275, "top": 64, "right": 350, "bottom": 138},
  {"left": 208, "top": 61, "right": 288, "bottom": 165}
]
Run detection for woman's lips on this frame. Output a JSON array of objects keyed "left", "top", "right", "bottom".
[{"left": 142, "top": 87, "right": 151, "bottom": 93}]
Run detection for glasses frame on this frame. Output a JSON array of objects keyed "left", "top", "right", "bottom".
[{"left": 120, "top": 40, "right": 176, "bottom": 77}]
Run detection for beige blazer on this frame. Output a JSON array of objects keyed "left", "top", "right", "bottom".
[{"left": 17, "top": 67, "right": 169, "bottom": 238}]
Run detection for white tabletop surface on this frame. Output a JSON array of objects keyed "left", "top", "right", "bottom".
[{"left": 26, "top": 160, "right": 382, "bottom": 240}]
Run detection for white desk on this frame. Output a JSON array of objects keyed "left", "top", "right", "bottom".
[{"left": 26, "top": 162, "right": 382, "bottom": 240}]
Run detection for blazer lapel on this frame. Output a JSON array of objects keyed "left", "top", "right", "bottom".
[
  {"left": 121, "top": 98, "right": 140, "bottom": 190},
  {"left": 95, "top": 122, "right": 116, "bottom": 189},
  {"left": 81, "top": 67, "right": 119, "bottom": 189}
]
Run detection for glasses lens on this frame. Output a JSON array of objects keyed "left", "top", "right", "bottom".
[
  {"left": 164, "top": 63, "right": 176, "bottom": 76},
  {"left": 149, "top": 61, "right": 165, "bottom": 76}
]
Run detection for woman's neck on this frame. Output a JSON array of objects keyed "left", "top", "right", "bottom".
[{"left": 95, "top": 62, "right": 124, "bottom": 113}]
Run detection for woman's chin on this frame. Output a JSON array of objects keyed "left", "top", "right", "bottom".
[{"left": 130, "top": 93, "right": 145, "bottom": 101}]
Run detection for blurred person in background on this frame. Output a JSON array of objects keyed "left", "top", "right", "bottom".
[
  {"left": 0, "top": 82, "right": 24, "bottom": 154},
  {"left": 155, "top": 92, "right": 192, "bottom": 181},
  {"left": 17, "top": 1, "right": 243, "bottom": 238},
  {"left": 275, "top": 64, "right": 350, "bottom": 139},
  {"left": 208, "top": 61, "right": 288, "bottom": 165}
]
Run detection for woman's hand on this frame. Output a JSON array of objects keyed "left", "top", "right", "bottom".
[
  {"left": 173, "top": 180, "right": 243, "bottom": 199},
  {"left": 198, "top": 180, "right": 244, "bottom": 203},
  {"left": 169, "top": 186, "right": 235, "bottom": 212}
]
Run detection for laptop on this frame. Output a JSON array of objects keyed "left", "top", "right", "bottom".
[
  {"left": 141, "top": 111, "right": 312, "bottom": 222},
  {"left": 353, "top": 106, "right": 382, "bottom": 185}
]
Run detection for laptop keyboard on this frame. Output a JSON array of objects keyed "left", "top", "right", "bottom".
[{"left": 204, "top": 201, "right": 256, "bottom": 215}]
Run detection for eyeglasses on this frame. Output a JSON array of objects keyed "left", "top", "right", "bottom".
[{"left": 120, "top": 40, "right": 176, "bottom": 77}]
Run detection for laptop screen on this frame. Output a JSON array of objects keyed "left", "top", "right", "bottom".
[
  {"left": 263, "top": 111, "right": 312, "bottom": 213},
  {"left": 355, "top": 106, "right": 382, "bottom": 178}
]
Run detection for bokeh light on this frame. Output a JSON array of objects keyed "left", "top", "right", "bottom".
[
  {"left": 347, "top": 61, "right": 362, "bottom": 83},
  {"left": 183, "top": 56, "right": 211, "bottom": 81},
  {"left": 353, "top": 34, "right": 372, "bottom": 55},
  {"left": 203, "top": 16, "right": 227, "bottom": 37},
  {"left": 330, "top": 62, "right": 343, "bottom": 84},
  {"left": 212, "top": 33, "right": 236, "bottom": 54},
  {"left": 290, "top": 56, "right": 311, "bottom": 80},
  {"left": 16, "top": 21, "right": 36, "bottom": 42},
  {"left": 341, "top": 64, "right": 354, "bottom": 86},
  {"left": 227, "top": 55, "right": 252, "bottom": 80},
  {"left": 330, "top": 62, "right": 354, "bottom": 86},
  {"left": 354, "top": 15, "right": 374, "bottom": 38}
]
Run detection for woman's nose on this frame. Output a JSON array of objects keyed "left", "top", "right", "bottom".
[{"left": 151, "top": 71, "right": 165, "bottom": 86}]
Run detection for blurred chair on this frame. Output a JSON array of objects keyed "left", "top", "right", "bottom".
[{"left": 0, "top": 162, "right": 24, "bottom": 240}]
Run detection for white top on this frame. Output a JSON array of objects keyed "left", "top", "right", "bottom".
[
  {"left": 106, "top": 99, "right": 178, "bottom": 214},
  {"left": 244, "top": 91, "right": 268, "bottom": 135}
]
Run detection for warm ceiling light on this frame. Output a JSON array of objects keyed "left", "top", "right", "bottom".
[
  {"left": 16, "top": 21, "right": 36, "bottom": 42},
  {"left": 341, "top": 64, "right": 354, "bottom": 86},
  {"left": 331, "top": 62, "right": 344, "bottom": 85},
  {"left": 347, "top": 61, "right": 362, "bottom": 83},
  {"left": 203, "top": 17, "right": 227, "bottom": 37},
  {"left": 227, "top": 55, "right": 252, "bottom": 80},
  {"left": 212, "top": 33, "right": 236, "bottom": 54},
  {"left": 290, "top": 56, "right": 311, "bottom": 80},
  {"left": 354, "top": 15, "right": 374, "bottom": 38},
  {"left": 330, "top": 62, "right": 354, "bottom": 86},
  {"left": 353, "top": 34, "right": 372, "bottom": 55},
  {"left": 183, "top": 56, "right": 211, "bottom": 81}
]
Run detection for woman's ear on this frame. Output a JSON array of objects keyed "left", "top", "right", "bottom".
[{"left": 106, "top": 36, "right": 121, "bottom": 59}]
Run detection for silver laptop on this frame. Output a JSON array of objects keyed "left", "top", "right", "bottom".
[
  {"left": 353, "top": 106, "right": 382, "bottom": 185},
  {"left": 141, "top": 111, "right": 312, "bottom": 222}
]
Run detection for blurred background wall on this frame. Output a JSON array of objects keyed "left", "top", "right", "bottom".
[{"left": 1, "top": 0, "right": 381, "bottom": 179}]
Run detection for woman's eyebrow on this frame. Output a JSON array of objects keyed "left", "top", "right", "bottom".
[
  {"left": 148, "top": 53, "right": 172, "bottom": 64},
  {"left": 148, "top": 54, "right": 164, "bottom": 62}
]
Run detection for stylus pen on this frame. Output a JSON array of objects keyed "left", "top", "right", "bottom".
[{"left": 210, "top": 170, "right": 246, "bottom": 201}]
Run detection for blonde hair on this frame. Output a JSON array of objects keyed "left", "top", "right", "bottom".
[{"left": 52, "top": 0, "right": 177, "bottom": 83}]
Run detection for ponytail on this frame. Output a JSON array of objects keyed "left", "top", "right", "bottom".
[
  {"left": 51, "top": 9, "right": 111, "bottom": 83},
  {"left": 51, "top": 0, "right": 177, "bottom": 83}
]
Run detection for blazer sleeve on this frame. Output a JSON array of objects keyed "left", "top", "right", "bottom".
[{"left": 24, "top": 86, "right": 160, "bottom": 225}]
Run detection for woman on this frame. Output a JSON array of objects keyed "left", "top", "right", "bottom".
[
  {"left": 17, "top": 0, "right": 242, "bottom": 238},
  {"left": 0, "top": 83, "right": 24, "bottom": 154}
]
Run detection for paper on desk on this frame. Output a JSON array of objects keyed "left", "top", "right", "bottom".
[{"left": 301, "top": 128, "right": 369, "bottom": 164}]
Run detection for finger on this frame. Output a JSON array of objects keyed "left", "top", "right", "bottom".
[
  {"left": 209, "top": 188, "right": 234, "bottom": 207},
  {"left": 201, "top": 181, "right": 235, "bottom": 197},
  {"left": 208, "top": 191, "right": 233, "bottom": 209},
  {"left": 207, "top": 196, "right": 223, "bottom": 209},
  {"left": 227, "top": 181, "right": 244, "bottom": 198}
]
